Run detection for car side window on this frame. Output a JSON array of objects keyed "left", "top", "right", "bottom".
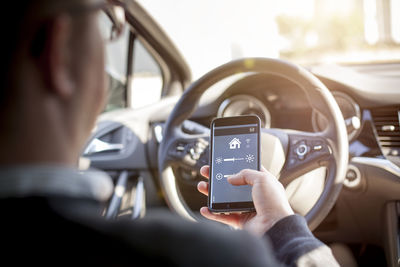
[
  {"left": 104, "top": 28, "right": 129, "bottom": 112},
  {"left": 130, "top": 39, "right": 163, "bottom": 109},
  {"left": 103, "top": 29, "right": 164, "bottom": 112}
]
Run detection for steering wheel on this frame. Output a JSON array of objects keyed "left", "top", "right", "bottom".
[{"left": 158, "top": 58, "right": 348, "bottom": 230}]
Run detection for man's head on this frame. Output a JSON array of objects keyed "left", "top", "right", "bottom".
[{"left": 0, "top": 0, "right": 123, "bottom": 166}]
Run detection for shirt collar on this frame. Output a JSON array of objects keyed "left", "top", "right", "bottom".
[{"left": 0, "top": 165, "right": 113, "bottom": 202}]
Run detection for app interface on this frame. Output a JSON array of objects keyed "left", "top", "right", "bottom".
[{"left": 211, "top": 123, "right": 258, "bottom": 204}]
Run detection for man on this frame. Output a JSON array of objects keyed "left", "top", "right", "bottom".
[{"left": 0, "top": 0, "right": 338, "bottom": 266}]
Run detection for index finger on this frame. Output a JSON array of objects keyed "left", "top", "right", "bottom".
[{"left": 227, "top": 168, "right": 272, "bottom": 186}]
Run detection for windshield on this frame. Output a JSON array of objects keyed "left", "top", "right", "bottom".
[{"left": 138, "top": 0, "right": 400, "bottom": 79}]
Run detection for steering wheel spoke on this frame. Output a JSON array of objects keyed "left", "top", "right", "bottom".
[
  {"left": 279, "top": 131, "right": 333, "bottom": 186},
  {"left": 165, "top": 128, "right": 209, "bottom": 172}
]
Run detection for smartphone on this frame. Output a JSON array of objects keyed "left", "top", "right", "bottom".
[{"left": 208, "top": 115, "right": 261, "bottom": 213}]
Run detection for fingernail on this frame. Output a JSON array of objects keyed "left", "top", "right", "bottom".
[{"left": 226, "top": 177, "right": 234, "bottom": 183}]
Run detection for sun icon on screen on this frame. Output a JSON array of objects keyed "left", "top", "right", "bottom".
[
  {"left": 215, "top": 157, "right": 223, "bottom": 164},
  {"left": 245, "top": 154, "right": 255, "bottom": 163}
]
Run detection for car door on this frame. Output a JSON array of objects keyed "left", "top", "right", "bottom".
[{"left": 104, "top": 0, "right": 192, "bottom": 113}]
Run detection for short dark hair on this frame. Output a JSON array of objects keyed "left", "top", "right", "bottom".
[
  {"left": 0, "top": 0, "right": 87, "bottom": 105},
  {"left": 0, "top": 1, "right": 32, "bottom": 104}
]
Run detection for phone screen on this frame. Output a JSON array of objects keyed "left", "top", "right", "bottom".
[{"left": 209, "top": 115, "right": 260, "bottom": 212}]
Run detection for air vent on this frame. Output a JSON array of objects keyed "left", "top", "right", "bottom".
[{"left": 371, "top": 106, "right": 400, "bottom": 157}]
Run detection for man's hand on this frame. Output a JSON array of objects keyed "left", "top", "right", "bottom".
[{"left": 197, "top": 166, "right": 294, "bottom": 237}]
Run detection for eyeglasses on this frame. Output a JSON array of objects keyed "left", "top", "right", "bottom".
[
  {"left": 64, "top": 0, "right": 126, "bottom": 42},
  {"left": 98, "top": 2, "right": 126, "bottom": 42}
]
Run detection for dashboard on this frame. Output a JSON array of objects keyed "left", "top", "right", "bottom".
[
  {"left": 192, "top": 75, "right": 370, "bottom": 156},
  {"left": 215, "top": 81, "right": 362, "bottom": 142},
  {"left": 89, "top": 63, "right": 400, "bottom": 173},
  {"left": 185, "top": 65, "right": 400, "bottom": 170}
]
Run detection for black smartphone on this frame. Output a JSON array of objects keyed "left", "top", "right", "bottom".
[{"left": 208, "top": 115, "right": 261, "bottom": 213}]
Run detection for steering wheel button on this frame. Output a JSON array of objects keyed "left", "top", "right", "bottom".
[
  {"left": 313, "top": 145, "right": 323, "bottom": 151},
  {"left": 288, "top": 157, "right": 297, "bottom": 167},
  {"left": 296, "top": 144, "right": 308, "bottom": 157},
  {"left": 176, "top": 144, "right": 185, "bottom": 152}
]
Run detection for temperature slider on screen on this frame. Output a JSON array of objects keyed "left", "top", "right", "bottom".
[{"left": 223, "top": 157, "right": 244, "bottom": 162}]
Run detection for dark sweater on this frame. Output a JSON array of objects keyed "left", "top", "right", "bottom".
[
  {"left": 1, "top": 196, "right": 337, "bottom": 266},
  {"left": 0, "top": 167, "right": 337, "bottom": 266}
]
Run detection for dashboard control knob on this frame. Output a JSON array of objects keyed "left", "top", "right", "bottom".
[{"left": 344, "top": 164, "right": 362, "bottom": 189}]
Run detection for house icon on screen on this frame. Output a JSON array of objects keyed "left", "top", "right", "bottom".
[{"left": 229, "top": 138, "right": 241, "bottom": 149}]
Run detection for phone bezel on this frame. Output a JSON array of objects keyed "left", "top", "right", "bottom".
[{"left": 208, "top": 115, "right": 261, "bottom": 213}]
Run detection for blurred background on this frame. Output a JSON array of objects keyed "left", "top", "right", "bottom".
[
  {"left": 104, "top": 0, "right": 400, "bottom": 110},
  {"left": 139, "top": 0, "right": 400, "bottom": 78}
]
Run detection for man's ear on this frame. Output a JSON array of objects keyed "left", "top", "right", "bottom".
[{"left": 40, "top": 14, "right": 75, "bottom": 99}]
